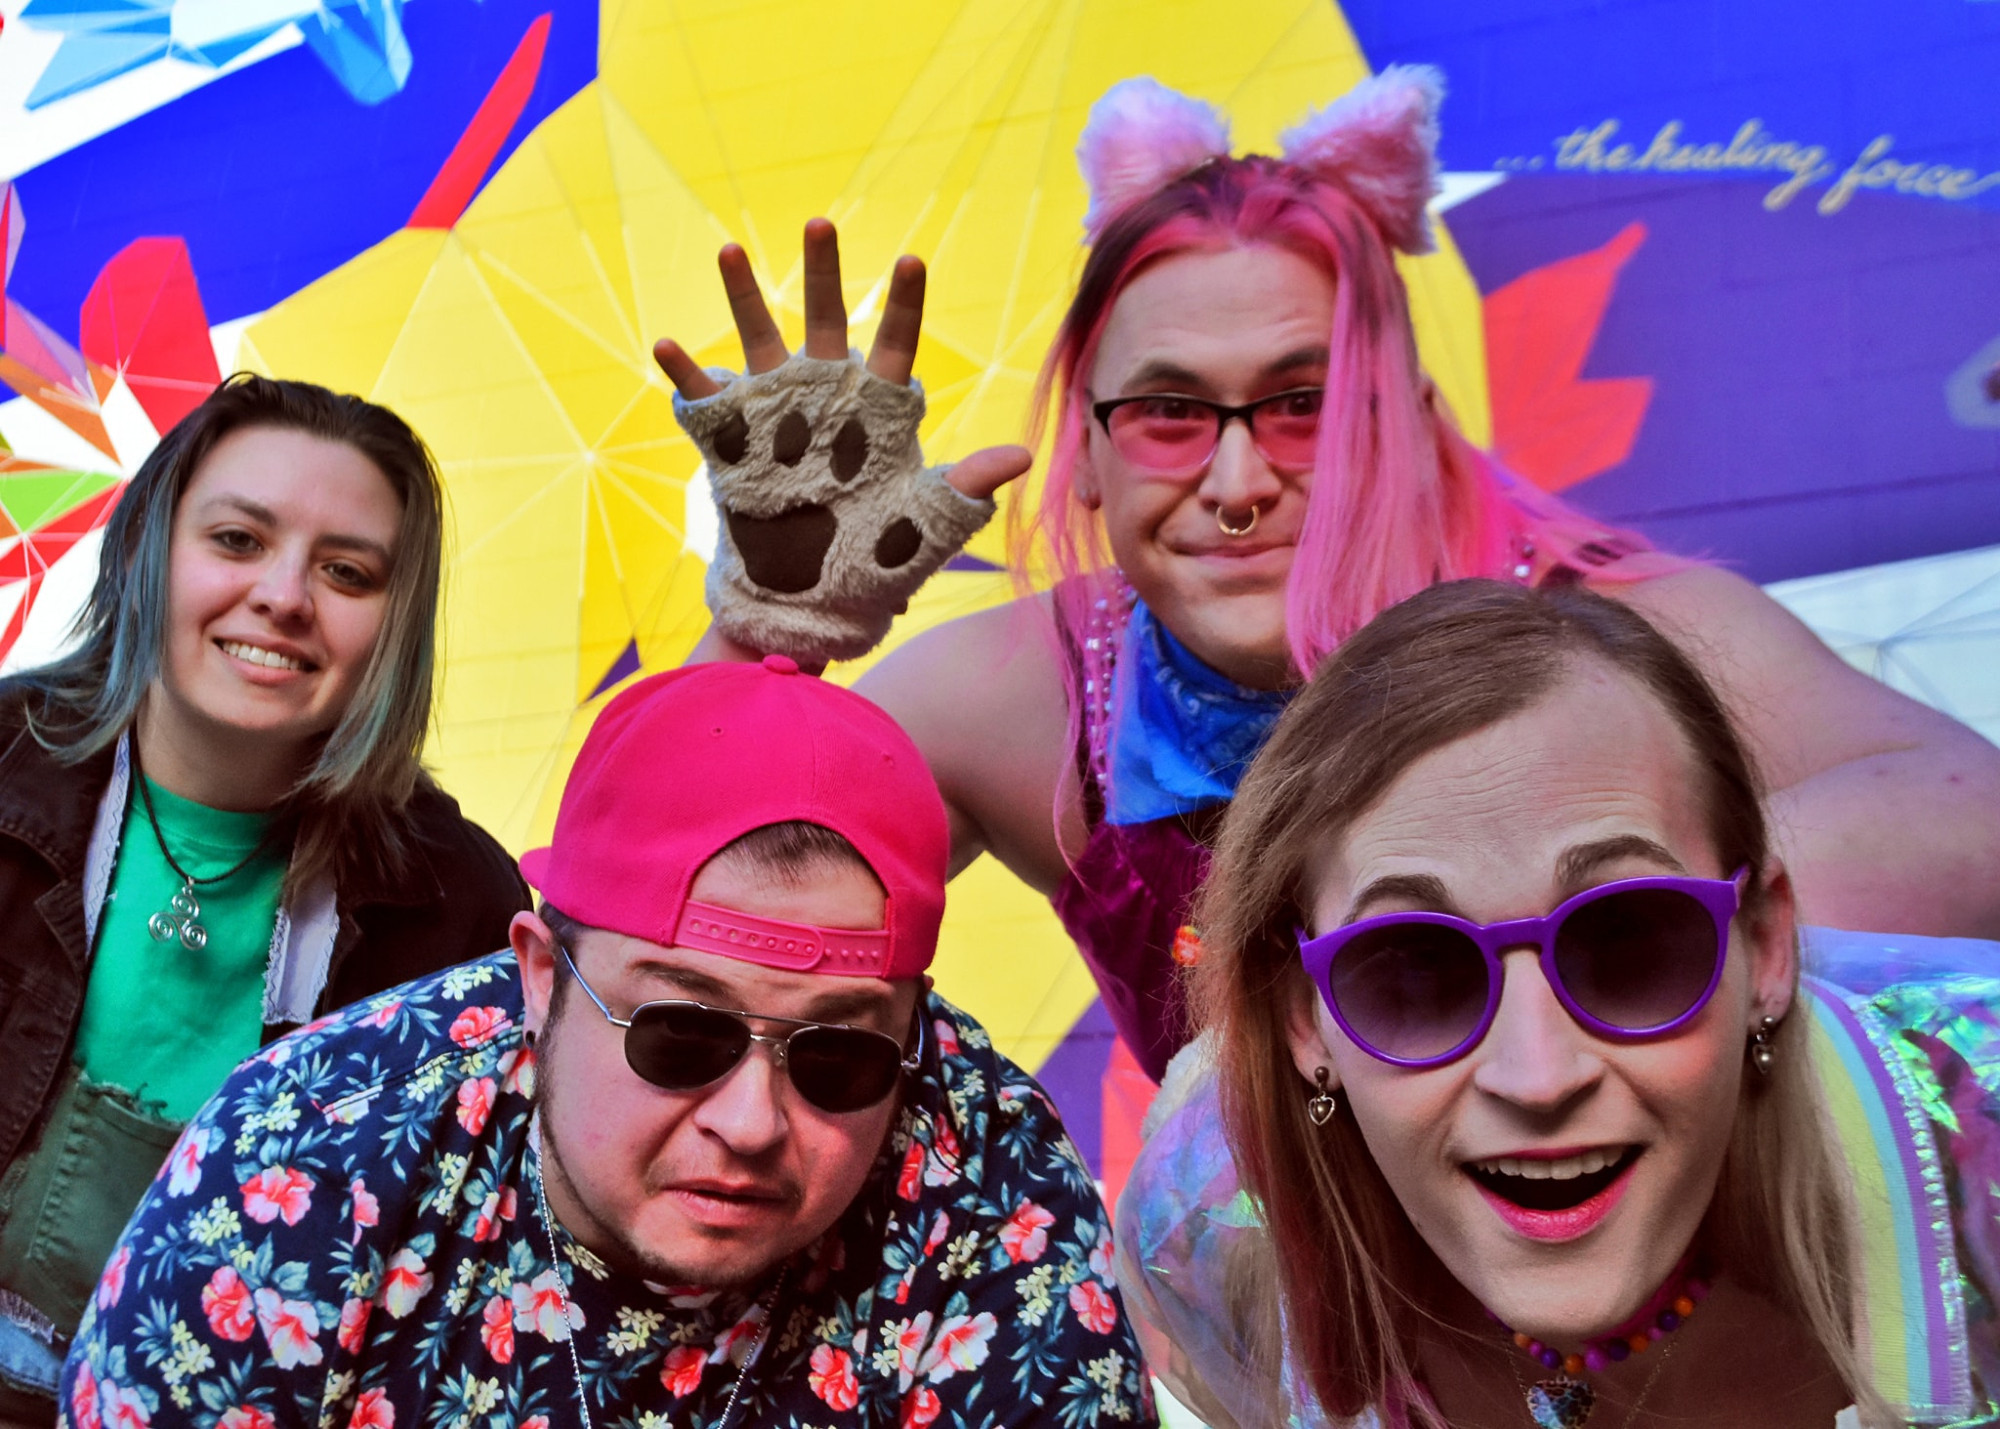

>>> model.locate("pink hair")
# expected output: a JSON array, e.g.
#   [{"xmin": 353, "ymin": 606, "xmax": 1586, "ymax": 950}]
[{"xmin": 1014, "ymin": 148, "xmax": 1681, "ymax": 678}]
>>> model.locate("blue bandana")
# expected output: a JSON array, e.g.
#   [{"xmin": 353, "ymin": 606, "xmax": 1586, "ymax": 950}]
[{"xmin": 1106, "ymin": 600, "xmax": 1293, "ymax": 825}]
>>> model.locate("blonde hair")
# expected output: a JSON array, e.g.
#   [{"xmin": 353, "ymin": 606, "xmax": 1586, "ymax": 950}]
[{"xmin": 1189, "ymin": 579, "xmax": 1889, "ymax": 1427}]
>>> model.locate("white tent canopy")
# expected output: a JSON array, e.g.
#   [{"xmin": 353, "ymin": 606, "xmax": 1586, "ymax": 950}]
[{"xmin": 1768, "ymin": 543, "xmax": 2000, "ymax": 747}]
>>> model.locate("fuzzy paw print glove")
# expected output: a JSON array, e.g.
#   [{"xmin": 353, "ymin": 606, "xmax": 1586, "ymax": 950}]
[{"xmin": 674, "ymin": 352, "xmax": 997, "ymax": 664}]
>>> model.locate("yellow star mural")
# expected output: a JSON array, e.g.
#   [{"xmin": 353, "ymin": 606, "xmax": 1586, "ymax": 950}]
[{"xmin": 238, "ymin": 0, "xmax": 1490, "ymax": 1072}]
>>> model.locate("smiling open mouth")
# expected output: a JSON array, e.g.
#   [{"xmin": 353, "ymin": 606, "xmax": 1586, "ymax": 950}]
[
  {"xmin": 1466, "ymin": 1146, "xmax": 1642, "ymax": 1212},
  {"xmin": 218, "ymin": 639, "xmax": 312, "ymax": 672}
]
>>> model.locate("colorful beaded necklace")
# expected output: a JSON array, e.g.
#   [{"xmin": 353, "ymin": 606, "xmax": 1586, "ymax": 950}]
[{"xmin": 1489, "ymin": 1257, "xmax": 1710, "ymax": 1429}]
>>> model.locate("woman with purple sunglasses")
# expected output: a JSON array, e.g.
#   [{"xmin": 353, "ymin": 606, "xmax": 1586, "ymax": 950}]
[{"xmin": 1118, "ymin": 579, "xmax": 2000, "ymax": 1429}]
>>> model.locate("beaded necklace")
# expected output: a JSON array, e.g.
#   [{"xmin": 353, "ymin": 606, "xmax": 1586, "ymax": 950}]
[
  {"xmin": 1489, "ymin": 1259, "xmax": 1709, "ymax": 1429},
  {"xmin": 1506, "ymin": 1339, "xmax": 1676, "ymax": 1429}
]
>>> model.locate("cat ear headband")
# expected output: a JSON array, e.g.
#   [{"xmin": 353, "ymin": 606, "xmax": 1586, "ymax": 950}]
[{"xmin": 1076, "ymin": 65, "xmax": 1444, "ymax": 254}]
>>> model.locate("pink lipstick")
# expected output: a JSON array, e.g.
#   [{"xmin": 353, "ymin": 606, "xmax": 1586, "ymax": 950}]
[{"xmin": 1472, "ymin": 1153, "xmax": 1638, "ymax": 1242}]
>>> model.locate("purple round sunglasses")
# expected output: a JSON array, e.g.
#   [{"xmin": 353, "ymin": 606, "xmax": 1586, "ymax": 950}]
[{"xmin": 1297, "ymin": 870, "xmax": 1749, "ymax": 1068}]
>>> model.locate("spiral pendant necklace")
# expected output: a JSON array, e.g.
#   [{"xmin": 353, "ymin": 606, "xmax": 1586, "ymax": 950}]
[{"xmin": 131, "ymin": 746, "xmax": 278, "ymax": 952}]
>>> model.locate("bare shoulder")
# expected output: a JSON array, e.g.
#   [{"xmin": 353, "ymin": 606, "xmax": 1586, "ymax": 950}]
[
  {"xmin": 1598, "ymin": 563, "xmax": 1881, "ymax": 725},
  {"xmin": 860, "ymin": 593, "xmax": 1069, "ymax": 755},
  {"xmin": 1597, "ymin": 563, "xmax": 1974, "ymax": 786},
  {"xmin": 859, "ymin": 594, "xmax": 1078, "ymax": 891},
  {"xmin": 1602, "ymin": 564, "xmax": 1834, "ymax": 672}
]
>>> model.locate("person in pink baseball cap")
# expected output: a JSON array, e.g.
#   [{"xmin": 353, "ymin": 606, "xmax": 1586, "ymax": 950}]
[
  {"xmin": 67, "ymin": 654, "xmax": 1156, "ymax": 1429},
  {"xmin": 509, "ymin": 654, "xmax": 954, "ymax": 1294}
]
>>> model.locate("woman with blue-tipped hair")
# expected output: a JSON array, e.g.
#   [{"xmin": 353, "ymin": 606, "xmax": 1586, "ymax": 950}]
[{"xmin": 0, "ymin": 374, "xmax": 526, "ymax": 1426}]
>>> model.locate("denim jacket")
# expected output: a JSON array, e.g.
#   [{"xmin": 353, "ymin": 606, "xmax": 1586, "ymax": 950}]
[{"xmin": 0, "ymin": 686, "xmax": 527, "ymax": 1404}]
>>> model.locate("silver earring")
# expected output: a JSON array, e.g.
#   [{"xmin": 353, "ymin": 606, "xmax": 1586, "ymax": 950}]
[
  {"xmin": 1748, "ymin": 1016, "xmax": 1779, "ymax": 1076},
  {"xmin": 1306, "ymin": 1066, "xmax": 1338, "ymax": 1126}
]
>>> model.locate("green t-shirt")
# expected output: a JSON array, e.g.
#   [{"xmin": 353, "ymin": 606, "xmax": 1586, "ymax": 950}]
[{"xmin": 72, "ymin": 777, "xmax": 287, "ymax": 1119}]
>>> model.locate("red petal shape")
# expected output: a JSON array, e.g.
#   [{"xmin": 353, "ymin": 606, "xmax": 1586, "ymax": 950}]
[
  {"xmin": 1484, "ymin": 221, "xmax": 1654, "ymax": 493},
  {"xmin": 79, "ymin": 238, "xmax": 222, "ymax": 437},
  {"xmin": 34, "ymin": 481, "xmax": 124, "ymax": 538},
  {"xmin": 0, "ymin": 483, "xmax": 125, "ymax": 660},
  {"xmin": 1, "ymin": 183, "xmax": 21, "ymax": 290}
]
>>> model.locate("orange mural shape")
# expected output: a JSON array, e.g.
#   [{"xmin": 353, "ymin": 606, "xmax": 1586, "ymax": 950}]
[{"xmin": 1484, "ymin": 220, "xmax": 1653, "ymax": 493}]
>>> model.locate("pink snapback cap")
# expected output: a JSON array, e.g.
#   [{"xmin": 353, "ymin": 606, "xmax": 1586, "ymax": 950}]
[{"xmin": 519, "ymin": 655, "xmax": 948, "ymax": 979}]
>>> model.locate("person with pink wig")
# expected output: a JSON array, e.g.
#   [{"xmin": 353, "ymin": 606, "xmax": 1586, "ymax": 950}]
[{"xmin": 652, "ymin": 67, "xmax": 2000, "ymax": 1085}]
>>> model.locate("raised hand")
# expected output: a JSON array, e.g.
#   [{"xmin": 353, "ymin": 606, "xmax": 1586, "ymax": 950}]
[
  {"xmin": 658, "ymin": 220, "xmax": 1032, "ymax": 665},
  {"xmin": 653, "ymin": 219, "xmax": 1031, "ymax": 500}
]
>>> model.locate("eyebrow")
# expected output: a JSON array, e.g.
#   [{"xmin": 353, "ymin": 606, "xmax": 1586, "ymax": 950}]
[
  {"xmin": 1341, "ymin": 871, "xmax": 1463, "ymax": 925},
  {"xmin": 628, "ymin": 960, "xmax": 893, "ymax": 1026},
  {"xmin": 199, "ymin": 494, "xmax": 394, "ymax": 564},
  {"xmin": 1336, "ymin": 835, "xmax": 1688, "ymax": 928},
  {"xmin": 320, "ymin": 533, "xmax": 395, "ymax": 563},
  {"xmin": 1120, "ymin": 345, "xmax": 1331, "ymax": 395},
  {"xmin": 1555, "ymin": 835, "xmax": 1688, "ymax": 890},
  {"xmin": 1264, "ymin": 344, "xmax": 1332, "ymax": 376}
]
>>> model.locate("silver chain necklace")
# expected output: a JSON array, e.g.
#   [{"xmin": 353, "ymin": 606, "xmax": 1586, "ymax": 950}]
[
  {"xmin": 530, "ymin": 1135, "xmax": 787, "ymax": 1429},
  {"xmin": 131, "ymin": 744, "xmax": 279, "ymax": 952}
]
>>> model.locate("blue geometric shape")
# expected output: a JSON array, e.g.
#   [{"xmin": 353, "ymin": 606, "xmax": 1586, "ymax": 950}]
[
  {"xmin": 1342, "ymin": 0, "xmax": 2000, "ymax": 210},
  {"xmin": 16, "ymin": 0, "xmax": 429, "ymax": 110},
  {"xmin": 176, "ymin": 28, "xmax": 282, "ymax": 70},
  {"xmin": 586, "ymin": 639, "xmax": 641, "ymax": 702},
  {"xmin": 1033, "ymin": 998, "xmax": 1117, "ymax": 1177},
  {"xmin": 300, "ymin": 0, "xmax": 413, "ymax": 104},
  {"xmin": 1450, "ymin": 173, "xmax": 2000, "ymax": 583},
  {"xmin": 25, "ymin": 26, "xmax": 170, "ymax": 108},
  {"xmin": 18, "ymin": 0, "xmax": 171, "ymax": 34},
  {"xmin": 8, "ymin": 0, "xmax": 597, "ymax": 327}
]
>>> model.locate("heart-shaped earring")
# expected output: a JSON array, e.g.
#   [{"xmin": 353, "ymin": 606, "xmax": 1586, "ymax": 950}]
[{"xmin": 1306, "ymin": 1066, "xmax": 1338, "ymax": 1127}]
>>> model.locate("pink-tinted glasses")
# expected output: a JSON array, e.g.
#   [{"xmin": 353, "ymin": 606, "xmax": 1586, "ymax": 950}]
[
  {"xmin": 1298, "ymin": 871, "xmax": 1748, "ymax": 1068},
  {"xmin": 1091, "ymin": 387, "xmax": 1323, "ymax": 478}
]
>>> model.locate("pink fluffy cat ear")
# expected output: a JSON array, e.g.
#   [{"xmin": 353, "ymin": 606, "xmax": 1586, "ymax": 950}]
[
  {"xmin": 1078, "ymin": 77, "xmax": 1231, "ymax": 239},
  {"xmin": 1279, "ymin": 64, "xmax": 1444, "ymax": 254}
]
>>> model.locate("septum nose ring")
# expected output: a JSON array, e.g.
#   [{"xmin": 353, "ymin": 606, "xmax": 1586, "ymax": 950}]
[{"xmin": 1216, "ymin": 504, "xmax": 1259, "ymax": 537}]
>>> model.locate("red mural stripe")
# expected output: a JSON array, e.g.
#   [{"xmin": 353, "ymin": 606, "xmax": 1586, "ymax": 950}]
[
  {"xmin": 36, "ymin": 483, "xmax": 125, "ymax": 538},
  {"xmin": 0, "ymin": 576, "xmax": 34, "ymax": 667},
  {"xmin": 407, "ymin": 13, "xmax": 553, "ymax": 231}
]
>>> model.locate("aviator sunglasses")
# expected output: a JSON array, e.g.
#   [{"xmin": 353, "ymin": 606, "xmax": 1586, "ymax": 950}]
[
  {"xmin": 1297, "ymin": 871, "xmax": 1749, "ymax": 1068},
  {"xmin": 1091, "ymin": 388, "xmax": 1324, "ymax": 478},
  {"xmin": 557, "ymin": 943, "xmax": 923, "ymax": 1112}
]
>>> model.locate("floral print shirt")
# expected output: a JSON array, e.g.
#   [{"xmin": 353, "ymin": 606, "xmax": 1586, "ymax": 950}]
[{"xmin": 62, "ymin": 953, "xmax": 1153, "ymax": 1429}]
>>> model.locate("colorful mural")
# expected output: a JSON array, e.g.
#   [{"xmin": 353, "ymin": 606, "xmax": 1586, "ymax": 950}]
[{"xmin": 1, "ymin": 0, "xmax": 1994, "ymax": 1187}]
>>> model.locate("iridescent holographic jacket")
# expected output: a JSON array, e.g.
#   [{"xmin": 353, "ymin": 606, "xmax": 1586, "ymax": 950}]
[{"xmin": 1118, "ymin": 937, "xmax": 2000, "ymax": 1428}]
